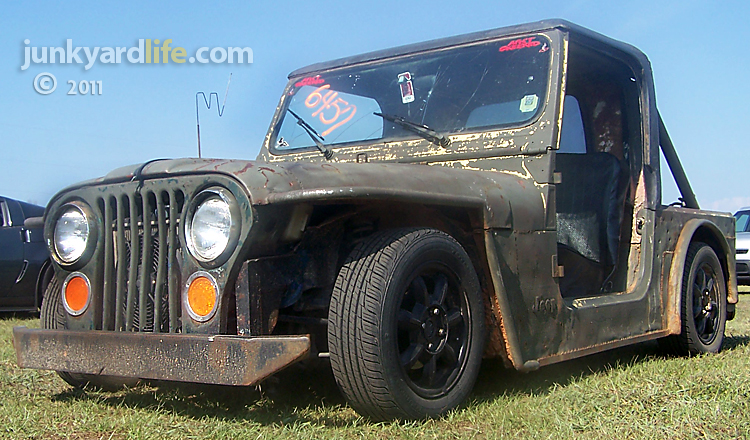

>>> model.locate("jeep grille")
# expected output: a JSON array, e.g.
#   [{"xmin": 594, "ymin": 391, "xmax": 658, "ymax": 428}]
[{"xmin": 98, "ymin": 188, "xmax": 185, "ymax": 333}]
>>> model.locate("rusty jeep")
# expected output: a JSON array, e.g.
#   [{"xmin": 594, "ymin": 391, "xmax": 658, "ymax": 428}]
[{"xmin": 13, "ymin": 19, "xmax": 737, "ymax": 421}]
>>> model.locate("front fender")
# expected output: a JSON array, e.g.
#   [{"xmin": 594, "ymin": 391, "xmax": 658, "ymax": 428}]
[{"xmin": 234, "ymin": 161, "xmax": 546, "ymax": 231}]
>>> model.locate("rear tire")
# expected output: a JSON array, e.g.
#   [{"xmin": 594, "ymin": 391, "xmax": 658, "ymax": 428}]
[
  {"xmin": 661, "ymin": 242, "xmax": 727, "ymax": 354},
  {"xmin": 328, "ymin": 228, "xmax": 485, "ymax": 420},
  {"xmin": 40, "ymin": 275, "xmax": 140, "ymax": 391}
]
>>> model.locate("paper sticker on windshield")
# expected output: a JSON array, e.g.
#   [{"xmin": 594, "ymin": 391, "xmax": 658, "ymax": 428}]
[
  {"xmin": 398, "ymin": 72, "xmax": 415, "ymax": 104},
  {"xmin": 519, "ymin": 94, "xmax": 539, "ymax": 113}
]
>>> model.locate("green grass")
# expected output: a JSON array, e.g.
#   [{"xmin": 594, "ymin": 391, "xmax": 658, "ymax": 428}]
[{"xmin": 3, "ymin": 296, "xmax": 750, "ymax": 439}]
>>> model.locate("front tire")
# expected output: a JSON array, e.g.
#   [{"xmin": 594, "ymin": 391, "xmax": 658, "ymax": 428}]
[
  {"xmin": 40, "ymin": 275, "xmax": 140, "ymax": 391},
  {"xmin": 328, "ymin": 228, "xmax": 485, "ymax": 420}
]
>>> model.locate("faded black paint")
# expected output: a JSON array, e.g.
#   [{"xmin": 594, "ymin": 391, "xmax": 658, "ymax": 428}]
[{"xmin": 13, "ymin": 19, "xmax": 737, "ymax": 386}]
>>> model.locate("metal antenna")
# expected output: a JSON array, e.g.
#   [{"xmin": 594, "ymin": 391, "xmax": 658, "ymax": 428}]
[{"xmin": 195, "ymin": 73, "xmax": 233, "ymax": 158}]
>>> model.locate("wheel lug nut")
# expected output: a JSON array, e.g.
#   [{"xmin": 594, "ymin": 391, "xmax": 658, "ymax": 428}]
[
  {"xmin": 433, "ymin": 308, "xmax": 440, "ymax": 315},
  {"xmin": 438, "ymin": 329, "xmax": 445, "ymax": 335}
]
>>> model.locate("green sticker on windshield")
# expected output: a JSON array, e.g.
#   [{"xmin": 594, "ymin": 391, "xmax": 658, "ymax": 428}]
[{"xmin": 520, "ymin": 94, "xmax": 539, "ymax": 113}]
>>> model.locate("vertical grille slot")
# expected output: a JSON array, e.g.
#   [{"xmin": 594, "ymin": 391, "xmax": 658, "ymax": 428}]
[
  {"xmin": 138, "ymin": 193, "xmax": 153, "ymax": 332},
  {"xmin": 168, "ymin": 190, "xmax": 181, "ymax": 333},
  {"xmin": 153, "ymin": 192, "xmax": 167, "ymax": 332},
  {"xmin": 114, "ymin": 195, "xmax": 128, "ymax": 331},
  {"xmin": 101, "ymin": 196, "xmax": 115, "ymax": 330},
  {"xmin": 125, "ymin": 194, "xmax": 141, "ymax": 331},
  {"xmin": 98, "ymin": 187, "xmax": 184, "ymax": 333}
]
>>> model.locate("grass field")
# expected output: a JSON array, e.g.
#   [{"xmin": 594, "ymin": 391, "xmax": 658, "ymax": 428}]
[{"xmin": 2, "ymin": 295, "xmax": 750, "ymax": 439}]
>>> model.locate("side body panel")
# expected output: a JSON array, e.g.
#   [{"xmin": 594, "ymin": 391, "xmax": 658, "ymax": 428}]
[
  {"xmin": 0, "ymin": 198, "xmax": 47, "ymax": 309},
  {"xmin": 0, "ymin": 197, "xmax": 24, "ymax": 301},
  {"xmin": 467, "ymin": 27, "xmax": 669, "ymax": 369},
  {"xmin": 16, "ymin": 201, "xmax": 48, "ymax": 308}
]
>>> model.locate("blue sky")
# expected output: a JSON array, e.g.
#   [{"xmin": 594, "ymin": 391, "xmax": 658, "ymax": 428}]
[{"xmin": 1, "ymin": 1, "xmax": 748, "ymax": 212}]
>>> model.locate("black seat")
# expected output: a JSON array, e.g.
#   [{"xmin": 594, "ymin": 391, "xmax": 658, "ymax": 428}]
[
  {"xmin": 555, "ymin": 152, "xmax": 627, "ymax": 298},
  {"xmin": 556, "ymin": 152, "xmax": 622, "ymax": 266}
]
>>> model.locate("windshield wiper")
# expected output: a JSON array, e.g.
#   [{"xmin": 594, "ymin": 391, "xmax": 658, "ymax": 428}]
[
  {"xmin": 373, "ymin": 112, "xmax": 450, "ymax": 148},
  {"xmin": 287, "ymin": 109, "xmax": 334, "ymax": 160}
]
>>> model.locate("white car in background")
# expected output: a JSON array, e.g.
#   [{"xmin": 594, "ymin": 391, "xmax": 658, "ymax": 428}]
[{"xmin": 735, "ymin": 208, "xmax": 750, "ymax": 285}]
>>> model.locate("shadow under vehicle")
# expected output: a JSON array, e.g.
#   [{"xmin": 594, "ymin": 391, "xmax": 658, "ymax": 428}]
[
  {"xmin": 13, "ymin": 19, "xmax": 737, "ymax": 421},
  {"xmin": 0, "ymin": 196, "xmax": 52, "ymax": 311}
]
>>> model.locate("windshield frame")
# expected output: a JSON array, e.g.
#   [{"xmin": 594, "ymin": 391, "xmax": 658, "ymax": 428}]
[{"xmin": 266, "ymin": 31, "xmax": 558, "ymax": 158}]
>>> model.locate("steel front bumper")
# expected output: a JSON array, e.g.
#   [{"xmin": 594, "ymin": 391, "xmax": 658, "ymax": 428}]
[{"xmin": 13, "ymin": 327, "xmax": 310, "ymax": 386}]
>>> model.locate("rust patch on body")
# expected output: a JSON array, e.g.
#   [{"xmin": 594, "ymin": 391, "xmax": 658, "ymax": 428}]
[{"xmin": 485, "ymin": 288, "xmax": 513, "ymax": 367}]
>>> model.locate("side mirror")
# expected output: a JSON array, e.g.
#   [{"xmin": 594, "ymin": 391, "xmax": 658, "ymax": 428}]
[
  {"xmin": 23, "ymin": 216, "xmax": 44, "ymax": 229},
  {"xmin": 22, "ymin": 216, "xmax": 45, "ymax": 243}
]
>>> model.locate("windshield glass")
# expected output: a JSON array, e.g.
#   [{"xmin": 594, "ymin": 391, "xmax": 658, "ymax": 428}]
[
  {"xmin": 736, "ymin": 211, "xmax": 750, "ymax": 233},
  {"xmin": 271, "ymin": 34, "xmax": 552, "ymax": 152}
]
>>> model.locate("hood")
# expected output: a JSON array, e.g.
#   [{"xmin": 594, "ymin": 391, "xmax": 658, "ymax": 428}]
[{"xmin": 53, "ymin": 157, "xmax": 549, "ymax": 230}]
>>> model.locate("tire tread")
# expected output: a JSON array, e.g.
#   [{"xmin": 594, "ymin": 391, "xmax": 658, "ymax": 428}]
[{"xmin": 329, "ymin": 228, "xmax": 479, "ymax": 420}]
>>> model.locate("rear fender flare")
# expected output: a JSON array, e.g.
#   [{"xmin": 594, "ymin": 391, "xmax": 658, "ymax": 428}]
[{"xmin": 666, "ymin": 219, "xmax": 736, "ymax": 334}]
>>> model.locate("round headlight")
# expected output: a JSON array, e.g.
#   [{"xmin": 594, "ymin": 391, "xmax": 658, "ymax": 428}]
[
  {"xmin": 54, "ymin": 205, "xmax": 90, "ymax": 264},
  {"xmin": 187, "ymin": 193, "xmax": 233, "ymax": 262}
]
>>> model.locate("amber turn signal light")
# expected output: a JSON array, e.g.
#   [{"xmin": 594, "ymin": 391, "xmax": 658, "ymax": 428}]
[
  {"xmin": 186, "ymin": 273, "xmax": 218, "ymax": 321},
  {"xmin": 63, "ymin": 273, "xmax": 90, "ymax": 316}
]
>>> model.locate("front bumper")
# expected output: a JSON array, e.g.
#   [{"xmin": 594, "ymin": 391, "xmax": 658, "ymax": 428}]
[{"xmin": 13, "ymin": 327, "xmax": 310, "ymax": 386}]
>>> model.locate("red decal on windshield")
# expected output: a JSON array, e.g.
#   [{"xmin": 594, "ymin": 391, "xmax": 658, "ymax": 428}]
[
  {"xmin": 295, "ymin": 75, "xmax": 325, "ymax": 87},
  {"xmin": 499, "ymin": 37, "xmax": 541, "ymax": 52}
]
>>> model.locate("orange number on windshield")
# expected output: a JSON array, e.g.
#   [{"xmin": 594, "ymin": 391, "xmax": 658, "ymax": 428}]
[{"xmin": 304, "ymin": 84, "xmax": 357, "ymax": 137}]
